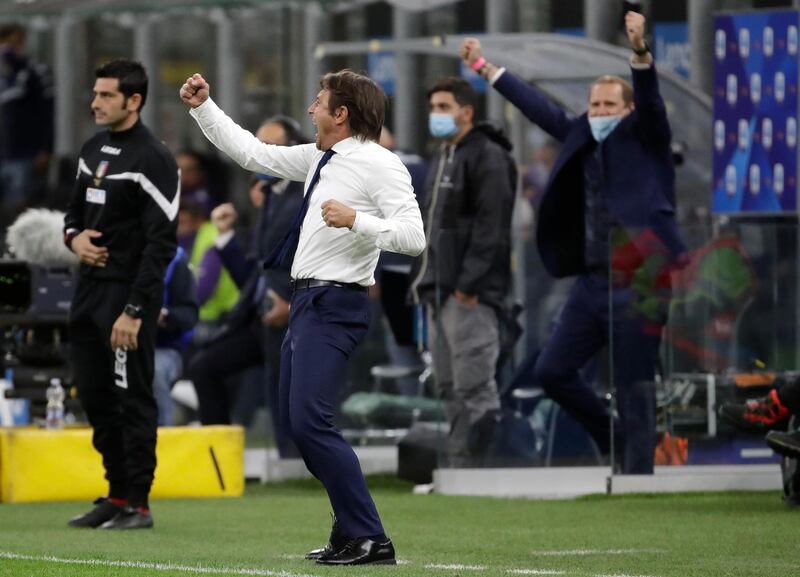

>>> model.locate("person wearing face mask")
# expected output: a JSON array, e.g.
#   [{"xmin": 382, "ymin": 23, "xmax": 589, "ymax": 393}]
[
  {"xmin": 409, "ymin": 76, "xmax": 517, "ymax": 468},
  {"xmin": 460, "ymin": 12, "xmax": 685, "ymax": 474}
]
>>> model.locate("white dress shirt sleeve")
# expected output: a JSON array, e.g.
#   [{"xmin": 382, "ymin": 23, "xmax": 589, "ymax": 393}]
[
  {"xmin": 350, "ymin": 151, "xmax": 426, "ymax": 257},
  {"xmin": 189, "ymin": 98, "xmax": 314, "ymax": 182}
]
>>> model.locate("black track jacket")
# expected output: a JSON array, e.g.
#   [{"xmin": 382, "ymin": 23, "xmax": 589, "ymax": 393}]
[{"xmin": 64, "ymin": 120, "xmax": 180, "ymax": 311}]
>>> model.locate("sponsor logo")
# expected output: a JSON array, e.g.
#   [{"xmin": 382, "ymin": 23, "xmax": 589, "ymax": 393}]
[
  {"xmin": 715, "ymin": 29, "xmax": 726, "ymax": 60},
  {"xmin": 114, "ymin": 348, "xmax": 128, "ymax": 389},
  {"xmin": 100, "ymin": 145, "xmax": 122, "ymax": 156}
]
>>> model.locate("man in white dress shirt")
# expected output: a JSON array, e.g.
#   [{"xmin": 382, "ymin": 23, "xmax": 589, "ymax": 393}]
[{"xmin": 180, "ymin": 69, "xmax": 424, "ymax": 565}]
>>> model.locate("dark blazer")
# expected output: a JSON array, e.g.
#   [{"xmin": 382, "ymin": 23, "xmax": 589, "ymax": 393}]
[
  {"xmin": 215, "ymin": 179, "xmax": 304, "ymax": 335},
  {"xmin": 493, "ymin": 65, "xmax": 686, "ymax": 278}
]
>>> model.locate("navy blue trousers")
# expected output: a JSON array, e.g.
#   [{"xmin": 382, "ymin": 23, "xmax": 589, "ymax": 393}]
[
  {"xmin": 279, "ymin": 286, "xmax": 386, "ymax": 539},
  {"xmin": 534, "ymin": 274, "xmax": 664, "ymax": 474}
]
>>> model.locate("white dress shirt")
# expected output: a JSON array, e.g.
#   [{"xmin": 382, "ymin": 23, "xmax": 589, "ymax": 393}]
[{"xmin": 190, "ymin": 98, "xmax": 425, "ymax": 286}]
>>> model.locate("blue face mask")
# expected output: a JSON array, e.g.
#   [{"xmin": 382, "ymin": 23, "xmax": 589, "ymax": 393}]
[
  {"xmin": 429, "ymin": 113, "xmax": 459, "ymax": 139},
  {"xmin": 589, "ymin": 115, "xmax": 623, "ymax": 143}
]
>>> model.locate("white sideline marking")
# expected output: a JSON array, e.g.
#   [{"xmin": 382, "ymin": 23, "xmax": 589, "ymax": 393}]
[
  {"xmin": 531, "ymin": 549, "xmax": 666, "ymax": 557},
  {"xmin": 507, "ymin": 570, "xmax": 566, "ymax": 575},
  {"xmin": 425, "ymin": 564, "xmax": 487, "ymax": 570},
  {"xmin": 595, "ymin": 574, "xmax": 659, "ymax": 577},
  {"xmin": 0, "ymin": 551, "xmax": 319, "ymax": 577}
]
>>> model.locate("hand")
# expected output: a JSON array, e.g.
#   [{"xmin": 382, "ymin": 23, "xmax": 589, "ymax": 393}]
[
  {"xmin": 454, "ymin": 289, "xmax": 478, "ymax": 309},
  {"xmin": 158, "ymin": 307, "xmax": 169, "ymax": 328},
  {"xmin": 625, "ymin": 11, "xmax": 647, "ymax": 52},
  {"xmin": 262, "ymin": 290, "xmax": 290, "ymax": 328},
  {"xmin": 179, "ymin": 73, "xmax": 210, "ymax": 108},
  {"xmin": 71, "ymin": 229, "xmax": 109, "ymax": 268},
  {"xmin": 111, "ymin": 312, "xmax": 142, "ymax": 351},
  {"xmin": 460, "ymin": 37, "xmax": 483, "ymax": 68},
  {"xmin": 211, "ymin": 202, "xmax": 237, "ymax": 234},
  {"xmin": 321, "ymin": 199, "xmax": 356, "ymax": 229}
]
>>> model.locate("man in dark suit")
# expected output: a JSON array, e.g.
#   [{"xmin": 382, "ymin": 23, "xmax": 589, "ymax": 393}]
[
  {"xmin": 461, "ymin": 11, "xmax": 686, "ymax": 474},
  {"xmin": 187, "ymin": 116, "xmax": 305, "ymax": 457}
]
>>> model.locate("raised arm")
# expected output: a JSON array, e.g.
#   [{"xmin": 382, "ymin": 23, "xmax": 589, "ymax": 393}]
[
  {"xmin": 460, "ymin": 38, "xmax": 575, "ymax": 142},
  {"xmin": 180, "ymin": 73, "xmax": 315, "ymax": 182},
  {"xmin": 625, "ymin": 12, "xmax": 671, "ymax": 149}
]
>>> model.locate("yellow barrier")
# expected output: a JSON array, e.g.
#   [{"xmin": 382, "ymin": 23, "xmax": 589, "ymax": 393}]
[{"xmin": 0, "ymin": 425, "xmax": 244, "ymax": 503}]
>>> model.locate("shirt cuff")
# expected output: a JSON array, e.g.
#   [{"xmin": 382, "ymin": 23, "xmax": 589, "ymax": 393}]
[
  {"xmin": 214, "ymin": 230, "xmax": 234, "ymax": 249},
  {"xmin": 189, "ymin": 97, "xmax": 222, "ymax": 122},
  {"xmin": 351, "ymin": 211, "xmax": 385, "ymax": 238},
  {"xmin": 489, "ymin": 67, "xmax": 506, "ymax": 85},
  {"xmin": 629, "ymin": 58, "xmax": 652, "ymax": 70}
]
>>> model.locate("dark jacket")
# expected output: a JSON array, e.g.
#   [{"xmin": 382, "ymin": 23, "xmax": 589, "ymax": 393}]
[
  {"xmin": 157, "ymin": 247, "xmax": 199, "ymax": 350},
  {"xmin": 492, "ymin": 65, "xmax": 685, "ymax": 278},
  {"xmin": 64, "ymin": 120, "xmax": 180, "ymax": 311},
  {"xmin": 410, "ymin": 123, "xmax": 517, "ymax": 308},
  {"xmin": 0, "ymin": 51, "xmax": 53, "ymax": 160},
  {"xmin": 214, "ymin": 179, "xmax": 304, "ymax": 336}
]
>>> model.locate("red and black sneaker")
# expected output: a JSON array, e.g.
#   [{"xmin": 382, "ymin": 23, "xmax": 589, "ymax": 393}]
[
  {"xmin": 719, "ymin": 389, "xmax": 791, "ymax": 432},
  {"xmin": 68, "ymin": 497, "xmax": 126, "ymax": 528}
]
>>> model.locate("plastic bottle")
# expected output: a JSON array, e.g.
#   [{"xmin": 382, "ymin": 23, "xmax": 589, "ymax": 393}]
[{"xmin": 45, "ymin": 378, "xmax": 65, "ymax": 430}]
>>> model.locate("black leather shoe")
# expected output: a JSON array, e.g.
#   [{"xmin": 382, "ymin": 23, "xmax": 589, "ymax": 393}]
[
  {"xmin": 315, "ymin": 538, "xmax": 396, "ymax": 566},
  {"xmin": 99, "ymin": 506, "xmax": 154, "ymax": 530},
  {"xmin": 68, "ymin": 497, "xmax": 124, "ymax": 528},
  {"xmin": 305, "ymin": 515, "xmax": 347, "ymax": 560},
  {"xmin": 767, "ymin": 429, "xmax": 800, "ymax": 459}
]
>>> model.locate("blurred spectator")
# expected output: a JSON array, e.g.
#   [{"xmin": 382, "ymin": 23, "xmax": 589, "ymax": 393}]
[
  {"xmin": 410, "ymin": 77, "xmax": 517, "ymax": 467},
  {"xmin": 521, "ymin": 140, "xmax": 559, "ymax": 208},
  {"xmin": 177, "ymin": 198, "xmax": 239, "ymax": 332},
  {"xmin": 376, "ymin": 127, "xmax": 428, "ymax": 396},
  {"xmin": 187, "ymin": 115, "xmax": 305, "ymax": 456},
  {"xmin": 0, "ymin": 23, "xmax": 53, "ymax": 223},
  {"xmin": 154, "ymin": 246, "xmax": 198, "ymax": 426},
  {"xmin": 175, "ymin": 150, "xmax": 228, "ymax": 216},
  {"xmin": 378, "ymin": 127, "xmax": 427, "ymax": 203}
]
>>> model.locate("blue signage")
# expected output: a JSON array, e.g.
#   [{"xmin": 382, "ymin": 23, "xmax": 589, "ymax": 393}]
[
  {"xmin": 368, "ymin": 50, "xmax": 396, "ymax": 97},
  {"xmin": 713, "ymin": 11, "xmax": 799, "ymax": 213},
  {"xmin": 653, "ymin": 22, "xmax": 690, "ymax": 79}
]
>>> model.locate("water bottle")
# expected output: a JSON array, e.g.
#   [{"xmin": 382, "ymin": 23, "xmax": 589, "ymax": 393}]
[{"xmin": 45, "ymin": 378, "xmax": 65, "ymax": 430}]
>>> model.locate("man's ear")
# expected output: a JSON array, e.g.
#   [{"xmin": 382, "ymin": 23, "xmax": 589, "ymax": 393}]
[
  {"xmin": 126, "ymin": 93, "xmax": 143, "ymax": 113},
  {"xmin": 462, "ymin": 104, "xmax": 475, "ymax": 124},
  {"xmin": 334, "ymin": 105, "xmax": 349, "ymax": 126}
]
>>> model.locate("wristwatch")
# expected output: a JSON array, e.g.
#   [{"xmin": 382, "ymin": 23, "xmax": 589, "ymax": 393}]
[
  {"xmin": 63, "ymin": 228, "xmax": 80, "ymax": 250},
  {"xmin": 123, "ymin": 304, "xmax": 144, "ymax": 319},
  {"xmin": 632, "ymin": 41, "xmax": 650, "ymax": 56}
]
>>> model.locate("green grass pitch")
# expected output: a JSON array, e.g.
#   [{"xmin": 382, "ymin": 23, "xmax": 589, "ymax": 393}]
[{"xmin": 0, "ymin": 475, "xmax": 797, "ymax": 577}]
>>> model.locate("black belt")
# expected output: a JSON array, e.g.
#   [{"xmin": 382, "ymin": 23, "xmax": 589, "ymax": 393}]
[{"xmin": 290, "ymin": 278, "xmax": 368, "ymax": 293}]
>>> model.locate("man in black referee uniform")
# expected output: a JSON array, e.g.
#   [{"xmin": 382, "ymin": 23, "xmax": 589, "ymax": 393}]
[{"xmin": 64, "ymin": 59, "xmax": 179, "ymax": 529}]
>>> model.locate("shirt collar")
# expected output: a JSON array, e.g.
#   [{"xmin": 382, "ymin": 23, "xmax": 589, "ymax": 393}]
[{"xmin": 330, "ymin": 136, "xmax": 367, "ymax": 157}]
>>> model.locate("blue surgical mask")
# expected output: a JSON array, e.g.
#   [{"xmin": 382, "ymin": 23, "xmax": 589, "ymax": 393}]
[
  {"xmin": 429, "ymin": 113, "xmax": 459, "ymax": 139},
  {"xmin": 589, "ymin": 115, "xmax": 623, "ymax": 143}
]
